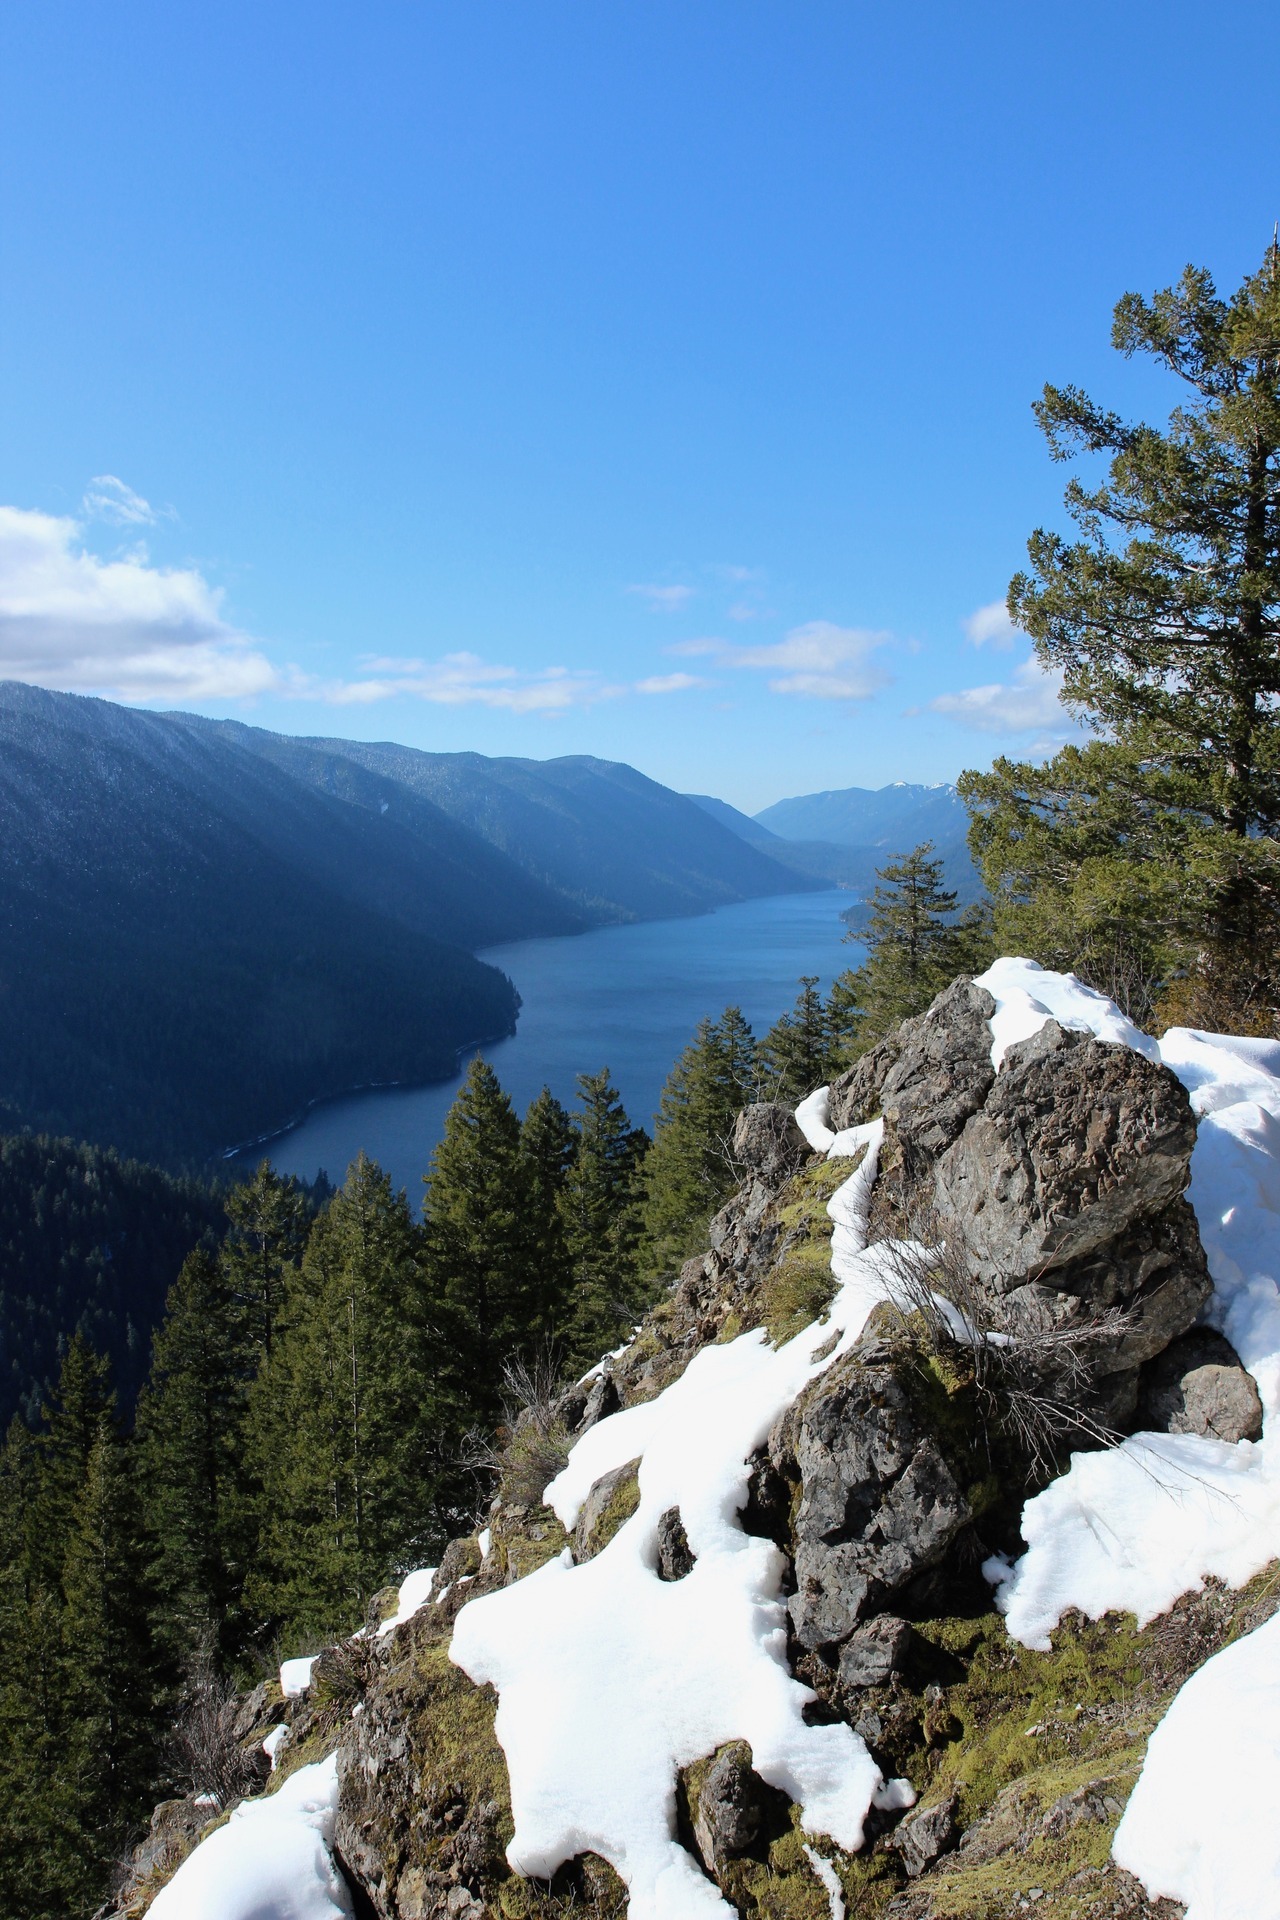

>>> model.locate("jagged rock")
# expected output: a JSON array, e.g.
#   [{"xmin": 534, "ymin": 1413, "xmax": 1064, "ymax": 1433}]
[
  {"xmin": 934, "ymin": 1022, "xmax": 1198, "ymax": 1283},
  {"xmin": 837, "ymin": 1614, "xmax": 912, "ymax": 1689},
  {"xmin": 732, "ymin": 1101, "xmax": 811, "ymax": 1181},
  {"xmin": 111, "ymin": 1796, "xmax": 216, "ymax": 1907},
  {"xmin": 890, "ymin": 1791, "xmax": 959, "ymax": 1876},
  {"xmin": 880, "ymin": 980, "xmax": 998, "ymax": 1167},
  {"xmin": 656, "ymin": 1506, "xmax": 695, "ymax": 1580},
  {"xmin": 430, "ymin": 1533, "xmax": 482, "ymax": 1602},
  {"xmin": 1138, "ymin": 1327, "xmax": 1263, "ymax": 1443},
  {"xmin": 573, "ymin": 1459, "xmax": 640, "ymax": 1561},
  {"xmin": 692, "ymin": 1741, "xmax": 766, "ymax": 1869},
  {"xmin": 229, "ymin": 1677, "xmax": 273, "ymax": 1742},
  {"xmin": 770, "ymin": 1345, "xmax": 971, "ymax": 1652},
  {"xmin": 828, "ymin": 1030, "xmax": 904, "ymax": 1131}
]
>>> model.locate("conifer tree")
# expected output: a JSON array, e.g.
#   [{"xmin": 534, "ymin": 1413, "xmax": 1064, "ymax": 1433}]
[
  {"xmin": 519, "ymin": 1086, "xmax": 577, "ymax": 1344},
  {"xmin": 222, "ymin": 1160, "xmax": 310, "ymax": 1365},
  {"xmin": 135, "ymin": 1248, "xmax": 256, "ymax": 1664},
  {"xmin": 29, "ymin": 1335, "xmax": 115, "ymax": 1591},
  {"xmin": 559, "ymin": 1069, "xmax": 649, "ymax": 1367},
  {"xmin": 961, "ymin": 244, "xmax": 1280, "ymax": 1028},
  {"xmin": 248, "ymin": 1154, "xmax": 430, "ymax": 1644},
  {"xmin": 60, "ymin": 1420, "xmax": 166, "ymax": 1875},
  {"xmin": 833, "ymin": 844, "xmax": 990, "ymax": 1055},
  {"xmin": 641, "ymin": 1009, "xmax": 758, "ymax": 1277},
  {"xmin": 760, "ymin": 977, "xmax": 832, "ymax": 1104},
  {"xmin": 422, "ymin": 1060, "xmax": 541, "ymax": 1435}
]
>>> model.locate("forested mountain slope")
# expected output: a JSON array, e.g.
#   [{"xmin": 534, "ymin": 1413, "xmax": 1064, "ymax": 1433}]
[
  {"xmin": 229, "ymin": 728, "xmax": 817, "ymax": 922},
  {"xmin": 755, "ymin": 781, "xmax": 981, "ymax": 898},
  {"xmin": 0, "ymin": 686, "xmax": 808, "ymax": 1164}
]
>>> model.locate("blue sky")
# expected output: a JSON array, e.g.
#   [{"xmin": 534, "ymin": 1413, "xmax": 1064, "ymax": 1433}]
[{"xmin": 1, "ymin": 2, "xmax": 1277, "ymax": 811}]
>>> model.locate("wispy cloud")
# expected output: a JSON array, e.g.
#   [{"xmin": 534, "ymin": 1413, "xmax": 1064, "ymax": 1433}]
[
  {"xmin": 324, "ymin": 653, "xmax": 627, "ymax": 714},
  {"xmin": 626, "ymin": 582, "xmax": 695, "ymax": 613},
  {"xmin": 673, "ymin": 620, "xmax": 891, "ymax": 701},
  {"xmin": 0, "ymin": 504, "xmax": 281, "ymax": 701},
  {"xmin": 634, "ymin": 671, "xmax": 705, "ymax": 695},
  {"xmin": 82, "ymin": 475, "xmax": 166, "ymax": 529},
  {"xmin": 929, "ymin": 656, "xmax": 1073, "ymax": 734},
  {"xmin": 963, "ymin": 598, "xmax": 1018, "ymax": 649}
]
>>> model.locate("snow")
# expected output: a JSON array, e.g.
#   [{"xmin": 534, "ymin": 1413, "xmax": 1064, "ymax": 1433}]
[
  {"xmin": 477, "ymin": 1527, "xmax": 492, "ymax": 1559},
  {"xmin": 280, "ymin": 1654, "xmax": 318, "ymax": 1697},
  {"xmin": 450, "ymin": 1115, "xmax": 916, "ymax": 1920},
  {"xmin": 1111, "ymin": 1608, "xmax": 1280, "ymax": 1919},
  {"xmin": 376, "ymin": 1566, "xmax": 437, "ymax": 1637},
  {"xmin": 973, "ymin": 959, "xmax": 1280, "ymax": 1649},
  {"xmin": 262, "ymin": 1723, "xmax": 288, "ymax": 1769},
  {"xmin": 147, "ymin": 1754, "xmax": 353, "ymax": 1920},
  {"xmin": 802, "ymin": 1845, "xmax": 846, "ymax": 1920},
  {"xmin": 794, "ymin": 1084, "xmax": 835, "ymax": 1151}
]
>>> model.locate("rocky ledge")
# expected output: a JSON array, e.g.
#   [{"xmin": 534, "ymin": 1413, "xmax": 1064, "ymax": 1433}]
[{"xmin": 112, "ymin": 977, "xmax": 1270, "ymax": 1920}]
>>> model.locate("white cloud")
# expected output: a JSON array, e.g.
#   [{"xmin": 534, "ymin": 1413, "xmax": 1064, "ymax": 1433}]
[
  {"xmin": 324, "ymin": 652, "xmax": 627, "ymax": 714},
  {"xmin": 963, "ymin": 598, "xmax": 1018, "ymax": 649},
  {"xmin": 634, "ymin": 672, "xmax": 704, "ymax": 695},
  {"xmin": 0, "ymin": 504, "xmax": 282, "ymax": 702},
  {"xmin": 82, "ymin": 475, "xmax": 163, "ymax": 528},
  {"xmin": 673, "ymin": 620, "xmax": 891, "ymax": 701},
  {"xmin": 627, "ymin": 583, "xmax": 695, "ymax": 613},
  {"xmin": 929, "ymin": 655, "xmax": 1073, "ymax": 734}
]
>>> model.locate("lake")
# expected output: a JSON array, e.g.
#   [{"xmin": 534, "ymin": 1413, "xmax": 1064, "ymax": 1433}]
[{"xmin": 261, "ymin": 889, "xmax": 860, "ymax": 1202}]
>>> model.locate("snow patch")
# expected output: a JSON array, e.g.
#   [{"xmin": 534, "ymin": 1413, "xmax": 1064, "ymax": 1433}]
[
  {"xmin": 262, "ymin": 1723, "xmax": 288, "ymax": 1769},
  {"xmin": 376, "ymin": 1566, "xmax": 438, "ymax": 1637},
  {"xmin": 802, "ymin": 1844, "xmax": 846, "ymax": 1920},
  {"xmin": 1111, "ymin": 1608, "xmax": 1280, "ymax": 1919},
  {"xmin": 280, "ymin": 1654, "xmax": 318, "ymax": 1697},
  {"xmin": 449, "ymin": 1117, "xmax": 917, "ymax": 1920},
  {"xmin": 794, "ymin": 1084, "xmax": 835, "ymax": 1151},
  {"xmin": 147, "ymin": 1754, "xmax": 352, "ymax": 1919}
]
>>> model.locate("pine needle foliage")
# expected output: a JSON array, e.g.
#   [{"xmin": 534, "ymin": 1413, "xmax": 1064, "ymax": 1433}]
[{"xmin": 961, "ymin": 243, "xmax": 1280, "ymax": 1030}]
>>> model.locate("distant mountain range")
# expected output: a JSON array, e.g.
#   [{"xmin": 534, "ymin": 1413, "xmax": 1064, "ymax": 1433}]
[
  {"xmin": 686, "ymin": 781, "xmax": 980, "ymax": 899},
  {"xmin": 0, "ymin": 684, "xmax": 812, "ymax": 1165}
]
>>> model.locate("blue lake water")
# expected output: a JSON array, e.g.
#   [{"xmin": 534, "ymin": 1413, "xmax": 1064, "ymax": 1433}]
[{"xmin": 262, "ymin": 889, "xmax": 860, "ymax": 1203}]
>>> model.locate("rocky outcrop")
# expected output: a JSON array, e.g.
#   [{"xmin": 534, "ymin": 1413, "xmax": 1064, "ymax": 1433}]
[
  {"xmin": 116, "ymin": 975, "xmax": 1269, "ymax": 1920},
  {"xmin": 770, "ymin": 1342, "xmax": 972, "ymax": 1654}
]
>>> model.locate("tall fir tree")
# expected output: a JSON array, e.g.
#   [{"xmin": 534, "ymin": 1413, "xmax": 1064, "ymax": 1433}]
[
  {"xmin": 961, "ymin": 244, "xmax": 1280, "ymax": 1030},
  {"xmin": 222, "ymin": 1159, "xmax": 310, "ymax": 1365},
  {"xmin": 641, "ymin": 1008, "xmax": 758, "ymax": 1277},
  {"xmin": 760, "ymin": 977, "xmax": 832, "ymax": 1104},
  {"xmin": 247, "ymin": 1154, "xmax": 431, "ymax": 1646},
  {"xmin": 518, "ymin": 1086, "xmax": 577, "ymax": 1346},
  {"xmin": 421, "ymin": 1060, "xmax": 541, "ymax": 1441},
  {"xmin": 135, "ymin": 1248, "xmax": 257, "ymax": 1666},
  {"xmin": 834, "ymin": 844, "xmax": 991, "ymax": 1055},
  {"xmin": 559, "ymin": 1069, "xmax": 649, "ymax": 1368}
]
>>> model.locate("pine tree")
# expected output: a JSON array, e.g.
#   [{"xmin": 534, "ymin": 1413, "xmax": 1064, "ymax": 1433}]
[
  {"xmin": 519, "ymin": 1087, "xmax": 577, "ymax": 1345},
  {"xmin": 247, "ymin": 1154, "xmax": 430, "ymax": 1645},
  {"xmin": 29, "ymin": 1335, "xmax": 115, "ymax": 1592},
  {"xmin": 135, "ymin": 1248, "xmax": 257, "ymax": 1665},
  {"xmin": 60, "ymin": 1419, "xmax": 166, "ymax": 1879},
  {"xmin": 222, "ymin": 1160, "xmax": 310, "ymax": 1365},
  {"xmin": 961, "ymin": 244, "xmax": 1280, "ymax": 1030},
  {"xmin": 833, "ymin": 844, "xmax": 990, "ymax": 1055},
  {"xmin": 641, "ymin": 1008, "xmax": 758, "ymax": 1277},
  {"xmin": 559, "ymin": 1069, "xmax": 649, "ymax": 1367},
  {"xmin": 760, "ymin": 977, "xmax": 831, "ymax": 1104},
  {"xmin": 422, "ymin": 1059, "xmax": 541, "ymax": 1435}
]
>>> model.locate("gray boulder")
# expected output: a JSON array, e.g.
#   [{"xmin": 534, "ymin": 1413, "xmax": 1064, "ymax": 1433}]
[
  {"xmin": 656, "ymin": 1506, "xmax": 695, "ymax": 1581},
  {"xmin": 1138, "ymin": 1328, "xmax": 1263, "ymax": 1443},
  {"xmin": 837, "ymin": 1614, "xmax": 912, "ymax": 1689},
  {"xmin": 890, "ymin": 1791, "xmax": 960, "ymax": 1877},
  {"xmin": 732, "ymin": 1102, "xmax": 811, "ymax": 1181},
  {"xmin": 692, "ymin": 1742, "xmax": 766, "ymax": 1869},
  {"xmin": 770, "ymin": 1346, "xmax": 971, "ymax": 1653},
  {"xmin": 934, "ymin": 1022, "xmax": 1197, "ymax": 1283},
  {"xmin": 879, "ymin": 979, "xmax": 998, "ymax": 1168}
]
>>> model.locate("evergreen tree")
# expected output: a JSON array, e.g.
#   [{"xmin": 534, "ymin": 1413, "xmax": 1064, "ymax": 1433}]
[
  {"xmin": 519, "ymin": 1087, "xmax": 577, "ymax": 1344},
  {"xmin": 559, "ymin": 1069, "xmax": 649, "ymax": 1367},
  {"xmin": 833, "ymin": 844, "xmax": 991, "ymax": 1056},
  {"xmin": 422, "ymin": 1060, "xmax": 541, "ymax": 1435},
  {"xmin": 29, "ymin": 1335, "xmax": 114, "ymax": 1592},
  {"xmin": 135, "ymin": 1248, "xmax": 257, "ymax": 1665},
  {"xmin": 248, "ymin": 1154, "xmax": 430, "ymax": 1645},
  {"xmin": 961, "ymin": 244, "xmax": 1280, "ymax": 1029},
  {"xmin": 60, "ymin": 1420, "xmax": 166, "ymax": 1877},
  {"xmin": 641, "ymin": 1008, "xmax": 758, "ymax": 1276},
  {"xmin": 760, "ymin": 977, "xmax": 832, "ymax": 1104},
  {"xmin": 222, "ymin": 1160, "xmax": 310, "ymax": 1365}
]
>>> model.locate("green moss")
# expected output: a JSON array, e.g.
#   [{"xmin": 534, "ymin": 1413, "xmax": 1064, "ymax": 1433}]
[
  {"xmin": 577, "ymin": 1461, "xmax": 642, "ymax": 1560},
  {"xmin": 752, "ymin": 1156, "xmax": 864, "ymax": 1347}
]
